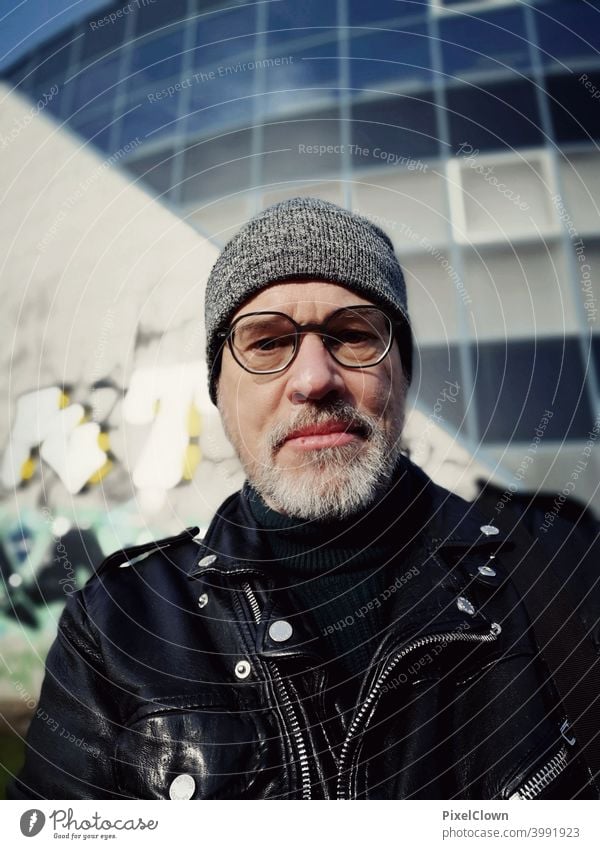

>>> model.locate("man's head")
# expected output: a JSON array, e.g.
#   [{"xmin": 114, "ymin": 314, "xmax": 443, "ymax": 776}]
[{"xmin": 205, "ymin": 198, "xmax": 412, "ymax": 520}]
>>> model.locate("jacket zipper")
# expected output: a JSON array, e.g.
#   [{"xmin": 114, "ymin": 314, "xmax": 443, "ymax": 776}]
[
  {"xmin": 336, "ymin": 622, "xmax": 502, "ymax": 799},
  {"xmin": 509, "ymin": 745, "xmax": 569, "ymax": 800},
  {"xmin": 241, "ymin": 581, "xmax": 312, "ymax": 800}
]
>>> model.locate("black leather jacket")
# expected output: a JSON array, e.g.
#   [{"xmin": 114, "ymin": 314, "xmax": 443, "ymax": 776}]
[{"xmin": 9, "ymin": 462, "xmax": 600, "ymax": 799}]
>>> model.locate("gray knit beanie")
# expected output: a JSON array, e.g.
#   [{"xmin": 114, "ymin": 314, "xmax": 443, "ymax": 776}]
[{"xmin": 205, "ymin": 197, "xmax": 411, "ymax": 403}]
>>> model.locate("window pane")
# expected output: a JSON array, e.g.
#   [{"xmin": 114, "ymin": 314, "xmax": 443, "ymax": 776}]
[
  {"xmin": 440, "ymin": 6, "xmax": 530, "ymax": 78},
  {"xmin": 350, "ymin": 24, "xmax": 433, "ymax": 90},
  {"xmin": 190, "ymin": 25, "xmax": 256, "ymax": 83},
  {"xmin": 559, "ymin": 152, "xmax": 600, "ymax": 235},
  {"xmin": 126, "ymin": 146, "xmax": 176, "ymax": 197},
  {"xmin": 348, "ymin": 0, "xmax": 428, "ymax": 26},
  {"xmin": 180, "ymin": 128, "xmax": 254, "ymax": 204},
  {"xmin": 195, "ymin": 4, "xmax": 256, "ymax": 41},
  {"xmin": 412, "ymin": 345, "xmax": 466, "ymax": 432},
  {"xmin": 473, "ymin": 338, "xmax": 593, "ymax": 442},
  {"xmin": 463, "ymin": 244, "xmax": 576, "ymax": 339},
  {"xmin": 447, "ymin": 79, "xmax": 543, "ymax": 153},
  {"xmin": 261, "ymin": 108, "xmax": 342, "ymax": 185},
  {"xmin": 81, "ymin": 15, "xmax": 127, "ymax": 61},
  {"xmin": 117, "ymin": 94, "xmax": 181, "ymax": 148},
  {"xmin": 128, "ymin": 30, "xmax": 184, "ymax": 94},
  {"xmin": 535, "ymin": 0, "xmax": 600, "ymax": 66},
  {"xmin": 32, "ymin": 28, "xmax": 78, "ymax": 83},
  {"xmin": 134, "ymin": 0, "xmax": 189, "ymax": 37},
  {"xmin": 547, "ymin": 71, "xmax": 600, "ymax": 144},
  {"xmin": 456, "ymin": 152, "xmax": 556, "ymax": 241},
  {"xmin": 268, "ymin": 0, "xmax": 338, "ymax": 30},
  {"xmin": 3, "ymin": 58, "xmax": 33, "ymax": 95},
  {"xmin": 351, "ymin": 94, "xmax": 440, "ymax": 160},
  {"xmin": 70, "ymin": 111, "xmax": 114, "ymax": 153},
  {"xmin": 260, "ymin": 41, "xmax": 339, "ymax": 118},
  {"xmin": 401, "ymin": 253, "xmax": 462, "ymax": 345},
  {"xmin": 186, "ymin": 91, "xmax": 254, "ymax": 136},
  {"xmin": 352, "ymin": 171, "xmax": 448, "ymax": 253},
  {"xmin": 72, "ymin": 55, "xmax": 120, "ymax": 111}
]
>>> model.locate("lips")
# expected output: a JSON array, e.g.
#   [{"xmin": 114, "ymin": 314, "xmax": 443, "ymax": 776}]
[{"xmin": 281, "ymin": 420, "xmax": 365, "ymax": 451}]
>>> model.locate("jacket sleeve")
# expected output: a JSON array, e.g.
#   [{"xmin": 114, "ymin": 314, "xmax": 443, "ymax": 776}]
[{"xmin": 7, "ymin": 586, "xmax": 123, "ymax": 799}]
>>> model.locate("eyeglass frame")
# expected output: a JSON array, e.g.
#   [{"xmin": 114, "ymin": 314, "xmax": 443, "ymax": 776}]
[{"xmin": 216, "ymin": 304, "xmax": 401, "ymax": 376}]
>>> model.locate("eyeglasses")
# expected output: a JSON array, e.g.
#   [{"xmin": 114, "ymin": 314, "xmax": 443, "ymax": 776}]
[{"xmin": 217, "ymin": 305, "xmax": 395, "ymax": 375}]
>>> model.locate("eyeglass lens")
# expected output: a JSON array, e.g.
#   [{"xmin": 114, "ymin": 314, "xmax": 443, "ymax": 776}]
[{"xmin": 230, "ymin": 307, "xmax": 392, "ymax": 373}]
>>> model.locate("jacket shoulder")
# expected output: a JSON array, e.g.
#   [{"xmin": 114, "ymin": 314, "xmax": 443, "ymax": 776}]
[{"xmin": 95, "ymin": 526, "xmax": 200, "ymax": 576}]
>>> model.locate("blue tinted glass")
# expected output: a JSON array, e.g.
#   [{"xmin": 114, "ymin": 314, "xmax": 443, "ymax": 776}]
[
  {"xmin": 190, "ymin": 30, "xmax": 256, "ymax": 75},
  {"xmin": 70, "ymin": 111, "xmax": 114, "ymax": 153},
  {"xmin": 473, "ymin": 338, "xmax": 593, "ymax": 442},
  {"xmin": 447, "ymin": 80, "xmax": 543, "ymax": 153},
  {"xmin": 259, "ymin": 87, "xmax": 340, "ymax": 120},
  {"xmin": 411, "ymin": 345, "xmax": 466, "ymax": 433},
  {"xmin": 3, "ymin": 58, "xmax": 33, "ymax": 94},
  {"xmin": 117, "ymin": 93, "xmax": 181, "ymax": 147},
  {"xmin": 186, "ymin": 97, "xmax": 254, "ymax": 135},
  {"xmin": 351, "ymin": 95, "xmax": 440, "ymax": 160},
  {"xmin": 81, "ymin": 13, "xmax": 127, "ymax": 60},
  {"xmin": 126, "ymin": 147, "xmax": 176, "ymax": 197},
  {"xmin": 262, "ymin": 40, "xmax": 338, "ymax": 104},
  {"xmin": 261, "ymin": 107, "xmax": 342, "ymax": 184},
  {"xmin": 128, "ymin": 30, "xmax": 184, "ymax": 93},
  {"xmin": 27, "ymin": 79, "xmax": 68, "ymax": 118},
  {"xmin": 186, "ymin": 63, "xmax": 255, "ymax": 135},
  {"xmin": 134, "ymin": 0, "xmax": 188, "ymax": 37},
  {"xmin": 268, "ymin": 0, "xmax": 338, "ymax": 29},
  {"xmin": 180, "ymin": 129, "xmax": 254, "ymax": 203},
  {"xmin": 188, "ymin": 51, "xmax": 258, "ymax": 112},
  {"xmin": 72, "ymin": 55, "xmax": 121, "ymax": 111},
  {"xmin": 195, "ymin": 4, "xmax": 256, "ymax": 42},
  {"xmin": 350, "ymin": 24, "xmax": 433, "ymax": 88},
  {"xmin": 30, "ymin": 28, "xmax": 78, "ymax": 86},
  {"xmin": 348, "ymin": 0, "xmax": 428, "ymax": 25},
  {"xmin": 548, "ymin": 71, "xmax": 600, "ymax": 142},
  {"xmin": 441, "ymin": 6, "xmax": 530, "ymax": 77},
  {"xmin": 593, "ymin": 335, "xmax": 600, "ymax": 382},
  {"xmin": 535, "ymin": 0, "xmax": 600, "ymax": 64}
]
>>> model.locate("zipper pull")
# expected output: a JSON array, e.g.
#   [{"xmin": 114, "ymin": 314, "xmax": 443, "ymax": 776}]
[{"xmin": 560, "ymin": 719, "xmax": 576, "ymax": 746}]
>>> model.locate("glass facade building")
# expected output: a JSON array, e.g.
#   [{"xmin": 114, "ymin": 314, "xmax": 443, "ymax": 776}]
[{"xmin": 3, "ymin": 0, "xmax": 600, "ymax": 503}]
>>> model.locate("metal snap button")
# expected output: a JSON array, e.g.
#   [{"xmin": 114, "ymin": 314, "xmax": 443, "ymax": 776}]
[
  {"xmin": 197, "ymin": 593, "xmax": 209, "ymax": 609},
  {"xmin": 478, "ymin": 565, "xmax": 497, "ymax": 577},
  {"xmin": 234, "ymin": 660, "xmax": 251, "ymax": 679},
  {"xmin": 268, "ymin": 620, "xmax": 293, "ymax": 642},
  {"xmin": 198, "ymin": 554, "xmax": 217, "ymax": 567},
  {"xmin": 457, "ymin": 596, "xmax": 476, "ymax": 616},
  {"xmin": 480, "ymin": 524, "xmax": 499, "ymax": 536},
  {"xmin": 169, "ymin": 773, "xmax": 196, "ymax": 800}
]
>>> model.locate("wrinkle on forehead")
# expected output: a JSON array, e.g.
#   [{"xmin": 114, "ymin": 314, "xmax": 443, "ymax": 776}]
[{"xmin": 231, "ymin": 279, "xmax": 376, "ymax": 321}]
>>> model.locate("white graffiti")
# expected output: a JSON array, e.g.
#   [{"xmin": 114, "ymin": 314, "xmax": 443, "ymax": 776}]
[{"xmin": 1, "ymin": 388, "xmax": 108, "ymax": 494}]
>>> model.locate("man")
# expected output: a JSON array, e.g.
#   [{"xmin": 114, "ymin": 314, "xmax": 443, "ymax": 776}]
[{"xmin": 10, "ymin": 198, "xmax": 600, "ymax": 799}]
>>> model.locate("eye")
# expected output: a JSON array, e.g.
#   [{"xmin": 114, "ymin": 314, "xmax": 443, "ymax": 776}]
[
  {"xmin": 343, "ymin": 330, "xmax": 372, "ymax": 342},
  {"xmin": 331, "ymin": 330, "xmax": 375, "ymax": 345},
  {"xmin": 250, "ymin": 335, "xmax": 289, "ymax": 351}
]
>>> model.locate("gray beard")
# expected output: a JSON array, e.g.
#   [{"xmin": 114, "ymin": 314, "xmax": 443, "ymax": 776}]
[{"xmin": 227, "ymin": 400, "xmax": 403, "ymax": 521}]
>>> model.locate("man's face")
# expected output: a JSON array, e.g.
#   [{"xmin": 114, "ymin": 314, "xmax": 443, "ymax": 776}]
[{"xmin": 216, "ymin": 280, "xmax": 409, "ymax": 520}]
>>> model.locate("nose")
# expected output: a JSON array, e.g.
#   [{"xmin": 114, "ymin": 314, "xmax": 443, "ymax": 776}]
[{"xmin": 286, "ymin": 332, "xmax": 345, "ymax": 404}]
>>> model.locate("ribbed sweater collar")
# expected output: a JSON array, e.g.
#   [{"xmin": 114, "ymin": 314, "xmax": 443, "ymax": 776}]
[{"xmin": 243, "ymin": 454, "xmax": 420, "ymax": 576}]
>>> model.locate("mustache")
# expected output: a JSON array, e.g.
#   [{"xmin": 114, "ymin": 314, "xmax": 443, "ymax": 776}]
[{"xmin": 268, "ymin": 401, "xmax": 375, "ymax": 451}]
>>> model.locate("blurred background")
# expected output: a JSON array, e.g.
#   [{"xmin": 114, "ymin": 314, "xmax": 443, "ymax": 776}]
[{"xmin": 0, "ymin": 0, "xmax": 599, "ymax": 796}]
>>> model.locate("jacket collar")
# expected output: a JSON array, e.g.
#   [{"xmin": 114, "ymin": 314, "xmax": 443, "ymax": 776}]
[{"xmin": 189, "ymin": 457, "xmax": 510, "ymax": 580}]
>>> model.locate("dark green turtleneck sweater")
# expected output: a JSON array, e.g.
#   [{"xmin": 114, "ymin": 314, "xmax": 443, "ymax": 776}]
[{"xmin": 244, "ymin": 455, "xmax": 422, "ymax": 691}]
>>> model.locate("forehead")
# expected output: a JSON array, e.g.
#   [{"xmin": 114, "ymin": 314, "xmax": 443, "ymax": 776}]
[{"xmin": 231, "ymin": 279, "xmax": 377, "ymax": 320}]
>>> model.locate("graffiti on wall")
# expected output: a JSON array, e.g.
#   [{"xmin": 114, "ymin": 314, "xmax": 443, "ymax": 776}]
[{"xmin": 0, "ymin": 360, "xmax": 235, "ymax": 646}]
